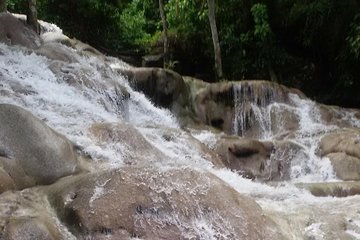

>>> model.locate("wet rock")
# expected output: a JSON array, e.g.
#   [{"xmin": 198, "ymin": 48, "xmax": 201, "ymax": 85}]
[
  {"xmin": 187, "ymin": 79, "xmax": 294, "ymax": 135},
  {"xmin": 320, "ymin": 129, "xmax": 360, "ymax": 158},
  {"xmin": 214, "ymin": 136, "xmax": 281, "ymax": 180},
  {"xmin": 0, "ymin": 104, "xmax": 80, "ymax": 186},
  {"xmin": 269, "ymin": 106, "xmax": 300, "ymax": 139},
  {"xmin": 48, "ymin": 167, "xmax": 284, "ymax": 240},
  {"xmin": 89, "ymin": 123, "xmax": 167, "ymax": 165},
  {"xmin": 43, "ymin": 37, "xmax": 104, "ymax": 59},
  {"xmin": 121, "ymin": 67, "xmax": 193, "ymax": 124},
  {"xmin": 270, "ymin": 140, "xmax": 308, "ymax": 180},
  {"xmin": 297, "ymin": 181, "xmax": 360, "ymax": 197},
  {"xmin": 5, "ymin": 217, "xmax": 62, "ymax": 240},
  {"xmin": 142, "ymin": 125, "xmax": 225, "ymax": 167},
  {"xmin": 71, "ymin": 39, "xmax": 104, "ymax": 58},
  {"xmin": 0, "ymin": 156, "xmax": 35, "ymax": 192},
  {"xmin": 89, "ymin": 123, "xmax": 224, "ymax": 168},
  {"xmin": 0, "ymin": 13, "xmax": 42, "ymax": 49},
  {"xmin": 324, "ymin": 152, "xmax": 360, "ymax": 180},
  {"xmin": 320, "ymin": 129, "xmax": 360, "ymax": 180},
  {"xmin": 49, "ymin": 61, "xmax": 130, "ymax": 117},
  {"xmin": 194, "ymin": 81, "xmax": 235, "ymax": 133},
  {"xmin": 318, "ymin": 104, "xmax": 360, "ymax": 128},
  {"xmin": 232, "ymin": 81, "xmax": 291, "ymax": 138},
  {"xmin": 0, "ymin": 166, "xmax": 16, "ymax": 193},
  {"xmin": 214, "ymin": 136, "xmax": 305, "ymax": 181},
  {"xmin": 0, "ymin": 187, "xmax": 75, "ymax": 240},
  {"xmin": 35, "ymin": 42, "xmax": 78, "ymax": 63},
  {"xmin": 8, "ymin": 80, "xmax": 37, "ymax": 96},
  {"xmin": 268, "ymin": 197, "xmax": 360, "ymax": 240}
]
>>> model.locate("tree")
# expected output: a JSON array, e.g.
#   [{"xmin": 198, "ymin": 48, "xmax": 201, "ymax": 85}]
[
  {"xmin": 27, "ymin": 0, "xmax": 39, "ymax": 34},
  {"xmin": 159, "ymin": 0, "xmax": 169, "ymax": 68},
  {"xmin": 207, "ymin": 0, "xmax": 223, "ymax": 80},
  {"xmin": 0, "ymin": 0, "xmax": 6, "ymax": 12}
]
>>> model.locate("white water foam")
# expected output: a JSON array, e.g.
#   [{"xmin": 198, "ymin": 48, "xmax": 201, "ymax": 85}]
[
  {"xmin": 0, "ymin": 42, "xmax": 176, "ymax": 167},
  {"xmin": 136, "ymin": 126, "xmax": 214, "ymax": 169},
  {"xmin": 1, "ymin": 19, "xmax": 360, "ymax": 239},
  {"xmin": 232, "ymin": 84, "xmax": 340, "ymax": 182},
  {"xmin": 286, "ymin": 94, "xmax": 338, "ymax": 182}
]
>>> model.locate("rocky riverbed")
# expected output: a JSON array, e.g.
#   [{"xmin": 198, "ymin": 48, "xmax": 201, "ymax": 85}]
[{"xmin": 0, "ymin": 12, "xmax": 360, "ymax": 239}]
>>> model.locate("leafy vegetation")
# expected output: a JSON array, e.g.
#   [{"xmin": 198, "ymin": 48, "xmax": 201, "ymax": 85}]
[{"xmin": 6, "ymin": 0, "xmax": 360, "ymax": 107}]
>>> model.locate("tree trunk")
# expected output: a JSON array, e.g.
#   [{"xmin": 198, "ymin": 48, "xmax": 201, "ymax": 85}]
[
  {"xmin": 159, "ymin": 0, "xmax": 169, "ymax": 68},
  {"xmin": 0, "ymin": 0, "xmax": 6, "ymax": 12},
  {"xmin": 207, "ymin": 0, "xmax": 223, "ymax": 80},
  {"xmin": 27, "ymin": 0, "xmax": 40, "ymax": 34}
]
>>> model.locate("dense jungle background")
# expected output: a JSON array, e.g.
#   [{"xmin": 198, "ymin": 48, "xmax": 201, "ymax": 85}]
[{"xmin": 6, "ymin": 0, "xmax": 360, "ymax": 107}]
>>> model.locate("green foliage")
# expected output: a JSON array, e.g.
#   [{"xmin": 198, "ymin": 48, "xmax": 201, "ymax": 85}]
[
  {"xmin": 251, "ymin": 3, "xmax": 271, "ymax": 41},
  {"xmin": 165, "ymin": 59, "xmax": 179, "ymax": 70},
  {"xmin": 119, "ymin": 0, "xmax": 151, "ymax": 47},
  {"xmin": 166, "ymin": 0, "xmax": 207, "ymax": 33},
  {"xmin": 347, "ymin": 14, "xmax": 360, "ymax": 59},
  {"xmin": 162, "ymin": 0, "xmax": 213, "ymax": 76}
]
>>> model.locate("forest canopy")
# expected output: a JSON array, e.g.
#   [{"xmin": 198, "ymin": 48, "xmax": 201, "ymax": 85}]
[{"xmin": 6, "ymin": 0, "xmax": 360, "ymax": 107}]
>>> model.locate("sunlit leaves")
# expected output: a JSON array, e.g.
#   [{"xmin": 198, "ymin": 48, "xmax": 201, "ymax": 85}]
[
  {"xmin": 251, "ymin": 3, "xmax": 271, "ymax": 41},
  {"xmin": 119, "ymin": 0, "xmax": 151, "ymax": 47}
]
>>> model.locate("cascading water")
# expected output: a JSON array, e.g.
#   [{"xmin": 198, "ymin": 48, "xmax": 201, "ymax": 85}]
[
  {"xmin": 228, "ymin": 81, "xmax": 360, "ymax": 239},
  {"xmin": 1, "ymin": 16, "xmax": 360, "ymax": 239},
  {"xmin": 233, "ymin": 81, "xmax": 287, "ymax": 139},
  {"xmin": 232, "ymin": 82, "xmax": 346, "ymax": 182},
  {"xmin": 0, "ymin": 41, "xmax": 179, "ymax": 167}
]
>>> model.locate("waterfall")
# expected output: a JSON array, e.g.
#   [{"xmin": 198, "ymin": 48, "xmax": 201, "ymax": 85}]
[
  {"xmin": 233, "ymin": 81, "xmax": 287, "ymax": 139},
  {"xmin": 1, "ymin": 16, "xmax": 360, "ymax": 239},
  {"xmin": 0, "ymin": 42, "xmax": 179, "ymax": 167},
  {"xmin": 231, "ymin": 81, "xmax": 352, "ymax": 182}
]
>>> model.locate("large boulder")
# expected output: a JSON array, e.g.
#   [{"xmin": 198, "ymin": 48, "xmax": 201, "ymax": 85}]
[
  {"xmin": 35, "ymin": 42, "xmax": 78, "ymax": 63},
  {"xmin": 89, "ymin": 122, "xmax": 167, "ymax": 165},
  {"xmin": 195, "ymin": 81, "xmax": 235, "ymax": 133},
  {"xmin": 0, "ymin": 13, "xmax": 42, "ymax": 49},
  {"xmin": 322, "ymin": 152, "xmax": 360, "ymax": 180},
  {"xmin": 121, "ymin": 67, "xmax": 194, "ymax": 125},
  {"xmin": 0, "ymin": 165, "xmax": 16, "ymax": 193},
  {"xmin": 48, "ymin": 167, "xmax": 284, "ymax": 240},
  {"xmin": 213, "ymin": 135, "xmax": 308, "ymax": 181},
  {"xmin": 69, "ymin": 38, "xmax": 104, "ymax": 58},
  {"xmin": 138, "ymin": 125, "xmax": 225, "ymax": 168},
  {"xmin": 89, "ymin": 123, "xmax": 224, "ymax": 168},
  {"xmin": 48, "ymin": 60, "xmax": 130, "ymax": 118},
  {"xmin": 0, "ymin": 156, "xmax": 35, "ymax": 192},
  {"xmin": 0, "ymin": 104, "xmax": 80, "ymax": 187},
  {"xmin": 320, "ymin": 128, "xmax": 360, "ymax": 180},
  {"xmin": 269, "ymin": 105, "xmax": 300, "ymax": 139},
  {"xmin": 186, "ymin": 79, "xmax": 297, "ymax": 136},
  {"xmin": 4, "ymin": 217, "xmax": 62, "ymax": 240},
  {"xmin": 318, "ymin": 104, "xmax": 360, "ymax": 128},
  {"xmin": 0, "ymin": 187, "xmax": 75, "ymax": 240},
  {"xmin": 214, "ymin": 136, "xmax": 283, "ymax": 180},
  {"xmin": 297, "ymin": 181, "xmax": 360, "ymax": 197},
  {"xmin": 267, "ymin": 195, "xmax": 360, "ymax": 240}
]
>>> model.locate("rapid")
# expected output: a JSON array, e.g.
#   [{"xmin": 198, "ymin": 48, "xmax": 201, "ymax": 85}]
[{"xmin": 1, "ymin": 16, "xmax": 360, "ymax": 239}]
